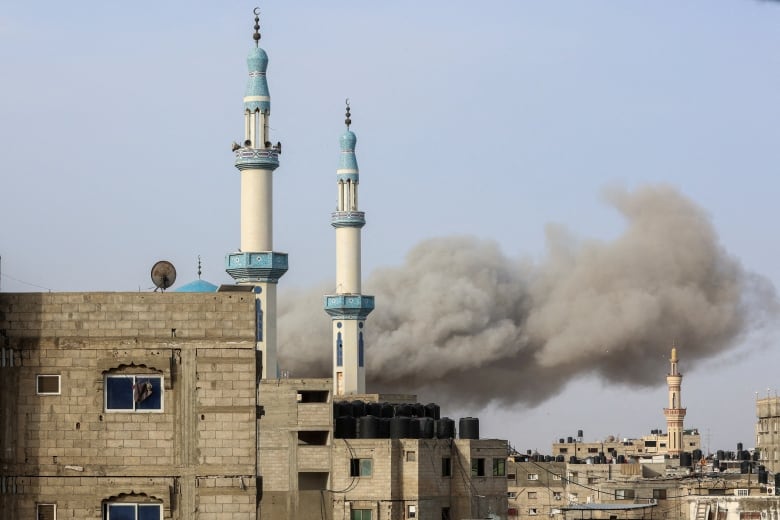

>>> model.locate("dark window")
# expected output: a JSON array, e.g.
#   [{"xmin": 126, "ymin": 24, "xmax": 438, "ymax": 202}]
[
  {"xmin": 37, "ymin": 504, "xmax": 56, "ymax": 520},
  {"xmin": 36, "ymin": 375, "xmax": 60, "ymax": 395},
  {"xmin": 104, "ymin": 503, "xmax": 161, "ymax": 520},
  {"xmin": 337, "ymin": 333, "xmax": 343, "ymax": 367},
  {"xmin": 653, "ymin": 489, "xmax": 667, "ymax": 499},
  {"xmin": 297, "ymin": 431, "xmax": 329, "ymax": 445},
  {"xmin": 442, "ymin": 457, "xmax": 452, "ymax": 477},
  {"xmin": 358, "ymin": 332, "xmax": 364, "ymax": 367},
  {"xmin": 351, "ymin": 510, "xmax": 372, "ymax": 520},
  {"xmin": 297, "ymin": 390, "xmax": 329, "ymax": 403},
  {"xmin": 492, "ymin": 458, "xmax": 506, "ymax": 476},
  {"xmin": 645, "ymin": 440, "xmax": 657, "ymax": 448},
  {"xmin": 105, "ymin": 375, "xmax": 163, "ymax": 412},
  {"xmin": 471, "ymin": 458, "xmax": 485, "ymax": 477},
  {"xmin": 441, "ymin": 507, "xmax": 451, "ymax": 520},
  {"xmin": 350, "ymin": 458, "xmax": 372, "ymax": 477},
  {"xmin": 587, "ymin": 447, "xmax": 598, "ymax": 453}
]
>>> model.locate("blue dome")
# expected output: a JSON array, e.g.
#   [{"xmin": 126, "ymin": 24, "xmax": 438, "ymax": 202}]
[
  {"xmin": 247, "ymin": 47, "xmax": 269, "ymax": 73},
  {"xmin": 175, "ymin": 279, "xmax": 218, "ymax": 293}
]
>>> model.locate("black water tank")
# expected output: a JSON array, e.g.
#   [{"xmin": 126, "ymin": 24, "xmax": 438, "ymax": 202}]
[
  {"xmin": 740, "ymin": 461, "xmax": 750, "ymax": 474},
  {"xmin": 358, "ymin": 415, "xmax": 380, "ymax": 439},
  {"xmin": 559, "ymin": 438, "xmax": 565, "ymax": 444},
  {"xmin": 436, "ymin": 418, "xmax": 455, "ymax": 439},
  {"xmin": 775, "ymin": 474, "xmax": 780, "ymax": 494},
  {"xmin": 334, "ymin": 401, "xmax": 351, "ymax": 418},
  {"xmin": 390, "ymin": 416, "xmax": 410, "ymax": 438},
  {"xmin": 737, "ymin": 442, "xmax": 743, "ymax": 452},
  {"xmin": 411, "ymin": 403, "xmax": 425, "ymax": 417},
  {"xmin": 753, "ymin": 451, "xmax": 760, "ymax": 462},
  {"xmin": 545, "ymin": 455, "xmax": 553, "ymax": 463},
  {"xmin": 692, "ymin": 449, "xmax": 702, "ymax": 462},
  {"xmin": 569, "ymin": 456, "xmax": 578, "ymax": 464},
  {"xmin": 680, "ymin": 452, "xmax": 692, "ymax": 467},
  {"xmin": 719, "ymin": 463, "xmax": 727, "ymax": 472},
  {"xmin": 556, "ymin": 455, "xmax": 565, "ymax": 462},
  {"xmin": 395, "ymin": 404, "xmax": 413, "ymax": 417},
  {"xmin": 366, "ymin": 402, "xmax": 382, "ymax": 417},
  {"xmin": 577, "ymin": 429, "xmax": 583, "ymax": 438},
  {"xmin": 758, "ymin": 469, "xmax": 768, "ymax": 484},
  {"xmin": 741, "ymin": 450, "xmax": 751, "ymax": 461},
  {"xmin": 379, "ymin": 417, "xmax": 390, "ymax": 438},
  {"xmin": 567, "ymin": 437, "xmax": 574, "ymax": 443},
  {"xmin": 380, "ymin": 402, "xmax": 394, "ymax": 418},
  {"xmin": 351, "ymin": 400, "xmax": 366, "ymax": 417},
  {"xmin": 424, "ymin": 403, "xmax": 441, "ymax": 420},
  {"xmin": 459, "ymin": 417, "xmax": 479, "ymax": 439},
  {"xmin": 418, "ymin": 417, "xmax": 435, "ymax": 439},
  {"xmin": 335, "ymin": 416, "xmax": 357, "ymax": 439},
  {"xmin": 616, "ymin": 455, "xmax": 626, "ymax": 464},
  {"xmin": 716, "ymin": 450, "xmax": 725, "ymax": 461},
  {"xmin": 408, "ymin": 418, "xmax": 421, "ymax": 439}
]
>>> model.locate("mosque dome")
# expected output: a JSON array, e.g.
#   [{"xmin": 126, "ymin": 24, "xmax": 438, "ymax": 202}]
[
  {"xmin": 247, "ymin": 47, "xmax": 269, "ymax": 73},
  {"xmin": 175, "ymin": 279, "xmax": 218, "ymax": 293},
  {"xmin": 340, "ymin": 130, "xmax": 356, "ymax": 151}
]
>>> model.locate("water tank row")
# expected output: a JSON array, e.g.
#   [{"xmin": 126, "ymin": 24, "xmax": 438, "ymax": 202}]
[
  {"xmin": 333, "ymin": 400, "xmax": 441, "ymax": 420},
  {"xmin": 334, "ymin": 416, "xmax": 479, "ymax": 440}
]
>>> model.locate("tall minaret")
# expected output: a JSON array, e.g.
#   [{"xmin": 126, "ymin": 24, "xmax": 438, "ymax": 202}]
[
  {"xmin": 664, "ymin": 347, "xmax": 687, "ymax": 456},
  {"xmin": 324, "ymin": 102, "xmax": 374, "ymax": 396},
  {"xmin": 225, "ymin": 9, "xmax": 287, "ymax": 379}
]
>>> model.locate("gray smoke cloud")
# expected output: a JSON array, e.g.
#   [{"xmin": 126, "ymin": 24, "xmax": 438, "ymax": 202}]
[{"xmin": 278, "ymin": 185, "xmax": 777, "ymax": 408}]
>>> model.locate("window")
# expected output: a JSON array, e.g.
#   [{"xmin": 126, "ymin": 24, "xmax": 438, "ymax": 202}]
[
  {"xmin": 552, "ymin": 474, "xmax": 562, "ymax": 481},
  {"xmin": 735, "ymin": 489, "xmax": 749, "ymax": 497},
  {"xmin": 441, "ymin": 507, "xmax": 451, "ymax": 520},
  {"xmin": 527, "ymin": 491, "xmax": 537, "ymax": 499},
  {"xmin": 529, "ymin": 508, "xmax": 538, "ymax": 516},
  {"xmin": 471, "ymin": 458, "xmax": 485, "ymax": 477},
  {"xmin": 350, "ymin": 458, "xmax": 372, "ymax": 477},
  {"xmin": 559, "ymin": 447, "xmax": 568, "ymax": 454},
  {"xmin": 569, "ymin": 493, "xmax": 579, "ymax": 503},
  {"xmin": 653, "ymin": 489, "xmax": 667, "ymax": 499},
  {"xmin": 587, "ymin": 447, "xmax": 598, "ymax": 453},
  {"xmin": 36, "ymin": 375, "xmax": 61, "ymax": 395},
  {"xmin": 406, "ymin": 451, "xmax": 416, "ymax": 462},
  {"xmin": 37, "ymin": 504, "xmax": 56, "ymax": 520},
  {"xmin": 588, "ymin": 477, "xmax": 598, "ymax": 484},
  {"xmin": 615, "ymin": 489, "xmax": 635, "ymax": 500},
  {"xmin": 507, "ymin": 473, "xmax": 516, "ymax": 480},
  {"xmin": 105, "ymin": 375, "xmax": 163, "ymax": 412},
  {"xmin": 527, "ymin": 473, "xmax": 539, "ymax": 481},
  {"xmin": 507, "ymin": 491, "xmax": 517, "ymax": 498},
  {"xmin": 442, "ymin": 457, "xmax": 451, "ymax": 477},
  {"xmin": 351, "ymin": 510, "xmax": 372, "ymax": 520},
  {"xmin": 660, "ymin": 443, "xmax": 667, "ymax": 448},
  {"xmin": 407, "ymin": 505, "xmax": 416, "ymax": 518},
  {"xmin": 104, "ymin": 503, "xmax": 161, "ymax": 520},
  {"xmin": 553, "ymin": 492, "xmax": 562, "ymax": 501},
  {"xmin": 740, "ymin": 514, "xmax": 761, "ymax": 520},
  {"xmin": 492, "ymin": 458, "xmax": 506, "ymax": 477},
  {"xmin": 336, "ymin": 333, "xmax": 343, "ymax": 367}
]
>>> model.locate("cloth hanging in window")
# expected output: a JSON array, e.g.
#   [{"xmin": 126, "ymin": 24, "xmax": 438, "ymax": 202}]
[{"xmin": 133, "ymin": 379, "xmax": 153, "ymax": 403}]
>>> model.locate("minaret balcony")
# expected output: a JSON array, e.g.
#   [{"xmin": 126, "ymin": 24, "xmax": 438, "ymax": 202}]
[
  {"xmin": 225, "ymin": 251, "xmax": 288, "ymax": 283},
  {"xmin": 663, "ymin": 408, "xmax": 687, "ymax": 417},
  {"xmin": 324, "ymin": 294, "xmax": 375, "ymax": 319},
  {"xmin": 331, "ymin": 211, "xmax": 365, "ymax": 228},
  {"xmin": 235, "ymin": 148, "xmax": 279, "ymax": 171}
]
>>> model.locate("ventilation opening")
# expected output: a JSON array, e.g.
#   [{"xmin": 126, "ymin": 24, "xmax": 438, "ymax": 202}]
[
  {"xmin": 298, "ymin": 472, "xmax": 329, "ymax": 491},
  {"xmin": 297, "ymin": 390, "xmax": 329, "ymax": 403},
  {"xmin": 298, "ymin": 431, "xmax": 329, "ymax": 446}
]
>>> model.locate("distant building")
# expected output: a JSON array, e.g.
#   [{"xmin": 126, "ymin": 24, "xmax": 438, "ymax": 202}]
[{"xmin": 756, "ymin": 395, "xmax": 780, "ymax": 474}]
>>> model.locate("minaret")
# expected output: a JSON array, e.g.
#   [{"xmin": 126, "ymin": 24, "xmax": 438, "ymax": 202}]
[
  {"xmin": 664, "ymin": 347, "xmax": 687, "ymax": 456},
  {"xmin": 225, "ymin": 9, "xmax": 287, "ymax": 379},
  {"xmin": 324, "ymin": 102, "xmax": 374, "ymax": 396}
]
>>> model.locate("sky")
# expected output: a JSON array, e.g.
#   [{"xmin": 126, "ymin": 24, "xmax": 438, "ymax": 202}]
[{"xmin": 1, "ymin": 1, "xmax": 779, "ymax": 454}]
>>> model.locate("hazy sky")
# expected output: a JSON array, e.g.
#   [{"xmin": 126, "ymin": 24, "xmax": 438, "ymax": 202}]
[{"xmin": 2, "ymin": 1, "xmax": 779, "ymax": 453}]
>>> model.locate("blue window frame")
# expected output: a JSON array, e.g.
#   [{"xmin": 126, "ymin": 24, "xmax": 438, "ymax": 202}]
[
  {"xmin": 105, "ymin": 503, "xmax": 161, "ymax": 520},
  {"xmin": 336, "ymin": 332, "xmax": 343, "ymax": 367},
  {"xmin": 105, "ymin": 375, "xmax": 163, "ymax": 412}
]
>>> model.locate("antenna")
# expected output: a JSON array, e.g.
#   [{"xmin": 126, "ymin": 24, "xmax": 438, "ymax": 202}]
[{"xmin": 150, "ymin": 260, "xmax": 177, "ymax": 292}]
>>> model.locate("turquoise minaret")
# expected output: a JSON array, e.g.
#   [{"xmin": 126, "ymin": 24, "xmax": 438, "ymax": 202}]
[
  {"xmin": 324, "ymin": 102, "xmax": 374, "ymax": 396},
  {"xmin": 226, "ymin": 9, "xmax": 287, "ymax": 379}
]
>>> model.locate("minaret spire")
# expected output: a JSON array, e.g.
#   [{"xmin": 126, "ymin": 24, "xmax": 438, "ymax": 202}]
[
  {"xmin": 664, "ymin": 346, "xmax": 687, "ymax": 456},
  {"xmin": 325, "ymin": 101, "xmax": 375, "ymax": 396},
  {"xmin": 226, "ymin": 7, "xmax": 287, "ymax": 380}
]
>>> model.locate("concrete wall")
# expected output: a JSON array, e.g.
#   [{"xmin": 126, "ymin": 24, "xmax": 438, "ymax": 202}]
[{"xmin": 0, "ymin": 292, "xmax": 258, "ymax": 519}]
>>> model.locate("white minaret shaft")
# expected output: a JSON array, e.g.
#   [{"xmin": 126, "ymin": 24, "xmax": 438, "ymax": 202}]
[
  {"xmin": 664, "ymin": 347, "xmax": 687, "ymax": 456},
  {"xmin": 226, "ymin": 12, "xmax": 287, "ymax": 380},
  {"xmin": 325, "ymin": 103, "xmax": 374, "ymax": 396}
]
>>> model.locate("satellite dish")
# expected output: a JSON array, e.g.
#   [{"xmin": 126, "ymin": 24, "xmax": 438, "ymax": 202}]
[{"xmin": 151, "ymin": 260, "xmax": 177, "ymax": 292}]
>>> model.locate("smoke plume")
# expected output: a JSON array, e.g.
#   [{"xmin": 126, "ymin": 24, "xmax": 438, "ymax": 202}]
[{"xmin": 278, "ymin": 185, "xmax": 777, "ymax": 408}]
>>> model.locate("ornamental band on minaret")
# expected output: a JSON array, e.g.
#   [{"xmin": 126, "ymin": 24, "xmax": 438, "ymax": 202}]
[
  {"xmin": 664, "ymin": 347, "xmax": 687, "ymax": 456},
  {"xmin": 324, "ymin": 102, "xmax": 375, "ymax": 396},
  {"xmin": 225, "ymin": 9, "xmax": 287, "ymax": 380}
]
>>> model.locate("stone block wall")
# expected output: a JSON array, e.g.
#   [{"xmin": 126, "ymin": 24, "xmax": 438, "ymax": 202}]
[{"xmin": 0, "ymin": 292, "xmax": 259, "ymax": 520}]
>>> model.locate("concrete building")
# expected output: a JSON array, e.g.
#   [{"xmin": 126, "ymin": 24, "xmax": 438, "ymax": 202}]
[
  {"xmin": 0, "ymin": 10, "xmax": 509, "ymax": 520},
  {"xmin": 756, "ymin": 395, "xmax": 780, "ymax": 474}
]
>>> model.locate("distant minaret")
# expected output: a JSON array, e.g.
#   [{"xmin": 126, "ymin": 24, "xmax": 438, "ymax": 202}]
[
  {"xmin": 226, "ymin": 9, "xmax": 287, "ymax": 379},
  {"xmin": 664, "ymin": 347, "xmax": 687, "ymax": 456},
  {"xmin": 324, "ymin": 102, "xmax": 374, "ymax": 396}
]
